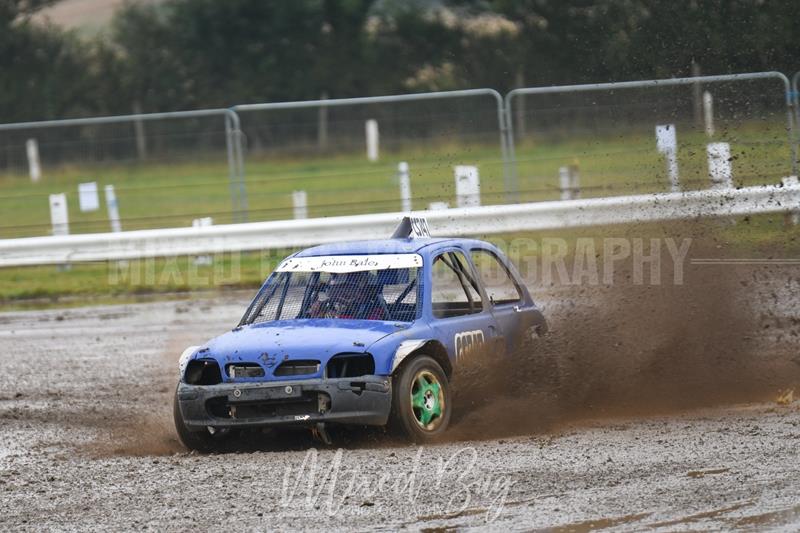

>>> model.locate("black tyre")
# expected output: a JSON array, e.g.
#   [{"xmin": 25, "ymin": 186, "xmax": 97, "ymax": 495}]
[
  {"xmin": 173, "ymin": 388, "xmax": 235, "ymax": 453},
  {"xmin": 390, "ymin": 355, "xmax": 451, "ymax": 442}
]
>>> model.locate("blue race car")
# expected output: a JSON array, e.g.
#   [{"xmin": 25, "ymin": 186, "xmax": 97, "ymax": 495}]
[{"xmin": 173, "ymin": 217, "xmax": 547, "ymax": 450}]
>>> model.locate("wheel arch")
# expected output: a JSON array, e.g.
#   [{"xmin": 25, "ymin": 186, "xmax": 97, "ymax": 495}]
[{"xmin": 391, "ymin": 339, "xmax": 452, "ymax": 378}]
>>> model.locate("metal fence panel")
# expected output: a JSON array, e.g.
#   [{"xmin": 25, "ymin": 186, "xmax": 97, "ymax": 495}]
[
  {"xmin": 0, "ymin": 109, "xmax": 246, "ymax": 238},
  {"xmin": 1, "ymin": 73, "xmax": 797, "ymax": 242},
  {"xmin": 505, "ymin": 72, "xmax": 796, "ymax": 203},
  {"xmin": 232, "ymin": 89, "xmax": 512, "ymax": 220}
]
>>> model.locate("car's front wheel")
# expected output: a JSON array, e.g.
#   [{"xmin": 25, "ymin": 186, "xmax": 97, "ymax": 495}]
[
  {"xmin": 173, "ymin": 387, "xmax": 235, "ymax": 453},
  {"xmin": 390, "ymin": 355, "xmax": 451, "ymax": 442}
]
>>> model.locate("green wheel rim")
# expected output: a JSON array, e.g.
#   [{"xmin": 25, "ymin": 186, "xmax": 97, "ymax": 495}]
[{"xmin": 410, "ymin": 369, "xmax": 445, "ymax": 431}]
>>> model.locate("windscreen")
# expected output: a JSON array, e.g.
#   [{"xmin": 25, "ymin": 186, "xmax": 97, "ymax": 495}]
[{"xmin": 242, "ymin": 266, "xmax": 420, "ymax": 324}]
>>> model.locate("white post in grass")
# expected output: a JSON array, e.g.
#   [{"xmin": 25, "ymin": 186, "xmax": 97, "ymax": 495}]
[
  {"xmin": 292, "ymin": 190, "xmax": 308, "ymax": 220},
  {"xmin": 26, "ymin": 139, "xmax": 41, "ymax": 182},
  {"xmin": 707, "ymin": 142, "xmax": 733, "ymax": 189},
  {"xmin": 398, "ymin": 161, "xmax": 412, "ymax": 212},
  {"xmin": 365, "ymin": 119, "xmax": 379, "ymax": 162},
  {"xmin": 104, "ymin": 185, "xmax": 122, "ymax": 233},
  {"xmin": 428, "ymin": 201, "xmax": 449, "ymax": 210},
  {"xmin": 656, "ymin": 124, "xmax": 679, "ymax": 192},
  {"xmin": 49, "ymin": 193, "xmax": 70, "ymax": 271},
  {"xmin": 665, "ymin": 148, "xmax": 679, "ymax": 192},
  {"xmin": 78, "ymin": 182, "xmax": 99, "ymax": 212},
  {"xmin": 558, "ymin": 166, "xmax": 580, "ymax": 200},
  {"xmin": 454, "ymin": 165, "xmax": 480, "ymax": 207},
  {"xmin": 559, "ymin": 167, "xmax": 570, "ymax": 200},
  {"xmin": 703, "ymin": 91, "xmax": 715, "ymax": 137},
  {"xmin": 49, "ymin": 193, "xmax": 69, "ymax": 236},
  {"xmin": 558, "ymin": 167, "xmax": 572, "ymax": 200},
  {"xmin": 192, "ymin": 217, "xmax": 213, "ymax": 266},
  {"xmin": 104, "ymin": 185, "xmax": 126, "ymax": 268}
]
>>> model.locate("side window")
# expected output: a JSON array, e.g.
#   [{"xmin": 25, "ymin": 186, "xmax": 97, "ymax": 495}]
[
  {"xmin": 470, "ymin": 249, "xmax": 523, "ymax": 305},
  {"xmin": 431, "ymin": 251, "xmax": 482, "ymax": 318}
]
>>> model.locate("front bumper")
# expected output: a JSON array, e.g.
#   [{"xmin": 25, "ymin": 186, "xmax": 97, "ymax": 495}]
[{"xmin": 176, "ymin": 375, "xmax": 392, "ymax": 430}]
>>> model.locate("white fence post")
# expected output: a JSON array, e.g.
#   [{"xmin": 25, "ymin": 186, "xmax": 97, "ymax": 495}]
[
  {"xmin": 559, "ymin": 165, "xmax": 580, "ymax": 200},
  {"xmin": 656, "ymin": 124, "xmax": 679, "ymax": 192},
  {"xmin": 707, "ymin": 142, "xmax": 733, "ymax": 189},
  {"xmin": 78, "ymin": 182, "xmax": 99, "ymax": 212},
  {"xmin": 454, "ymin": 165, "xmax": 481, "ymax": 207},
  {"xmin": 292, "ymin": 190, "xmax": 308, "ymax": 220},
  {"xmin": 398, "ymin": 162, "xmax": 412, "ymax": 212},
  {"xmin": 104, "ymin": 185, "xmax": 126, "ymax": 267},
  {"xmin": 365, "ymin": 119, "xmax": 379, "ymax": 162},
  {"xmin": 192, "ymin": 217, "xmax": 213, "ymax": 266},
  {"xmin": 49, "ymin": 194, "xmax": 69, "ymax": 236},
  {"xmin": 703, "ymin": 91, "xmax": 715, "ymax": 137},
  {"xmin": 105, "ymin": 185, "xmax": 122, "ymax": 233},
  {"xmin": 559, "ymin": 167, "xmax": 571, "ymax": 200},
  {"xmin": 26, "ymin": 139, "xmax": 41, "ymax": 183},
  {"xmin": 48, "ymin": 193, "xmax": 70, "ymax": 271},
  {"xmin": 665, "ymin": 149, "xmax": 679, "ymax": 192},
  {"xmin": 428, "ymin": 201, "xmax": 449, "ymax": 210}
]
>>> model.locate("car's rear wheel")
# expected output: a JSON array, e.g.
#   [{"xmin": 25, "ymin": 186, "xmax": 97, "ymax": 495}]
[
  {"xmin": 173, "ymin": 387, "xmax": 235, "ymax": 453},
  {"xmin": 390, "ymin": 355, "xmax": 451, "ymax": 442}
]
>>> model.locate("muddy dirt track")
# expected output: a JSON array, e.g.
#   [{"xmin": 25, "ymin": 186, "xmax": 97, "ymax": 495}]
[{"xmin": 1, "ymin": 240, "xmax": 800, "ymax": 531}]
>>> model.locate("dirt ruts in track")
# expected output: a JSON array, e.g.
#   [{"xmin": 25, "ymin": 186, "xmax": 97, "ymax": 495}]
[
  {"xmin": 89, "ymin": 333, "xmax": 199, "ymax": 457},
  {"xmin": 2, "ymin": 228, "xmax": 800, "ymax": 530}
]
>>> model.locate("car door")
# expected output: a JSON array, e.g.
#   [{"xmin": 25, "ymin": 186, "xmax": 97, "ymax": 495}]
[
  {"xmin": 427, "ymin": 249, "xmax": 502, "ymax": 362},
  {"xmin": 468, "ymin": 247, "xmax": 529, "ymax": 354}
]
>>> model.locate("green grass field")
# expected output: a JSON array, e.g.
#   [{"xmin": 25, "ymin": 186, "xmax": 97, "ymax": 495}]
[{"xmin": 0, "ymin": 124, "xmax": 796, "ymax": 307}]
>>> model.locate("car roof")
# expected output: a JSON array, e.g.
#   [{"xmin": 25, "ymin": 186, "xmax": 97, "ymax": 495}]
[{"xmin": 295, "ymin": 237, "xmax": 491, "ymax": 257}]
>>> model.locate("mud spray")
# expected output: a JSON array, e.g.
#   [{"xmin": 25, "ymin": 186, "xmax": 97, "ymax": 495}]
[
  {"xmin": 94, "ymin": 222, "xmax": 800, "ymax": 454},
  {"xmin": 90, "ymin": 335, "xmax": 191, "ymax": 456},
  {"xmin": 449, "ymin": 225, "xmax": 800, "ymax": 441}
]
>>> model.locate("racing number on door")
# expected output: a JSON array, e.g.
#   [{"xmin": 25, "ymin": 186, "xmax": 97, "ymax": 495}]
[
  {"xmin": 455, "ymin": 330, "xmax": 484, "ymax": 361},
  {"xmin": 409, "ymin": 217, "xmax": 431, "ymax": 238}
]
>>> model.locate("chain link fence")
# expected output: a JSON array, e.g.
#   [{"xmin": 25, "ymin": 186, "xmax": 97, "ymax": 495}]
[
  {"xmin": 0, "ymin": 73, "xmax": 795, "ymax": 240},
  {"xmin": 0, "ymin": 110, "xmax": 244, "ymax": 238},
  {"xmin": 506, "ymin": 72, "xmax": 796, "ymax": 203},
  {"xmin": 232, "ymin": 89, "xmax": 509, "ymax": 222}
]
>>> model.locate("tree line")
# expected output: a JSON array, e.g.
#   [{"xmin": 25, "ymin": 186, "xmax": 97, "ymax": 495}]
[{"xmin": 2, "ymin": 0, "xmax": 798, "ymax": 123}]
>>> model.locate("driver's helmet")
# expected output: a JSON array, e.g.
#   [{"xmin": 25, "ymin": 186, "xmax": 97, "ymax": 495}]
[{"xmin": 327, "ymin": 271, "xmax": 370, "ymax": 304}]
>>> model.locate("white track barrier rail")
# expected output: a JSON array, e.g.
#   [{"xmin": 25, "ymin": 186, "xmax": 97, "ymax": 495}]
[{"xmin": 0, "ymin": 183, "xmax": 798, "ymax": 267}]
